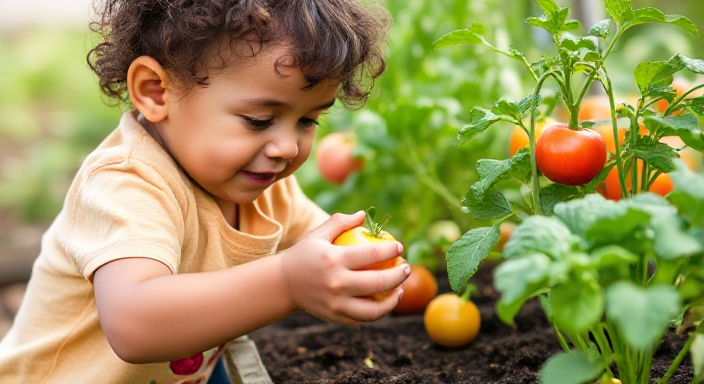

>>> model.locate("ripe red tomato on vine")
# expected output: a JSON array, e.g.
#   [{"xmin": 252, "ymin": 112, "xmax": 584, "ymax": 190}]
[
  {"xmin": 535, "ymin": 123, "xmax": 607, "ymax": 186},
  {"xmin": 316, "ymin": 132, "xmax": 363, "ymax": 185}
]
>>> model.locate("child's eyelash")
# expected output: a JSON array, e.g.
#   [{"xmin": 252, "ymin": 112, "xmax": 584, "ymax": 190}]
[{"xmin": 243, "ymin": 116, "xmax": 273, "ymax": 130}]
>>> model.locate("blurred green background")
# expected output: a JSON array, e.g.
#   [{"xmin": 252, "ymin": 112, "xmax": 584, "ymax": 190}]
[{"xmin": 0, "ymin": 0, "xmax": 703, "ymax": 267}]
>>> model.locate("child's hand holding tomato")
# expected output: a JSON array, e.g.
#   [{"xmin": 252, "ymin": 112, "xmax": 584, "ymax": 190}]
[{"xmin": 279, "ymin": 210, "xmax": 409, "ymax": 324}]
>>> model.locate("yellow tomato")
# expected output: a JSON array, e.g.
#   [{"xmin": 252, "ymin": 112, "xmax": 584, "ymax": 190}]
[
  {"xmin": 333, "ymin": 226, "xmax": 401, "ymax": 270},
  {"xmin": 424, "ymin": 293, "xmax": 481, "ymax": 348}
]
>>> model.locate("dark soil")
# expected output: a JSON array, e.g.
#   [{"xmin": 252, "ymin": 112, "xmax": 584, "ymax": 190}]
[{"xmin": 249, "ymin": 262, "xmax": 694, "ymax": 384}]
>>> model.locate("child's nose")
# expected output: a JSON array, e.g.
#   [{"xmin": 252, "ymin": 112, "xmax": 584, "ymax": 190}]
[{"xmin": 265, "ymin": 128, "xmax": 299, "ymax": 160}]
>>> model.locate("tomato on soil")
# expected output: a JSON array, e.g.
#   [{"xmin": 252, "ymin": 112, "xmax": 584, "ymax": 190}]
[
  {"xmin": 508, "ymin": 119, "xmax": 553, "ymax": 157},
  {"xmin": 393, "ymin": 265, "xmax": 438, "ymax": 314},
  {"xmin": 424, "ymin": 293, "xmax": 481, "ymax": 348},
  {"xmin": 316, "ymin": 132, "xmax": 363, "ymax": 185},
  {"xmin": 535, "ymin": 124, "xmax": 607, "ymax": 186}
]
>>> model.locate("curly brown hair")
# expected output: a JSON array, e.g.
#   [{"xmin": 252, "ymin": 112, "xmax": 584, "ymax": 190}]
[{"xmin": 87, "ymin": 0, "xmax": 390, "ymax": 108}]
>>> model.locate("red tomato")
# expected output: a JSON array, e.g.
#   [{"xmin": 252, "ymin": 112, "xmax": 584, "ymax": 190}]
[
  {"xmin": 393, "ymin": 265, "xmax": 438, "ymax": 314},
  {"xmin": 578, "ymin": 95, "xmax": 613, "ymax": 121},
  {"xmin": 536, "ymin": 124, "xmax": 607, "ymax": 186},
  {"xmin": 424, "ymin": 293, "xmax": 481, "ymax": 348},
  {"xmin": 316, "ymin": 132, "xmax": 363, "ymax": 184}
]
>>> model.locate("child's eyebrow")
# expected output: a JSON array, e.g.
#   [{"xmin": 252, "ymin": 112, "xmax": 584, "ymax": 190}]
[{"xmin": 243, "ymin": 98, "xmax": 336, "ymax": 111}]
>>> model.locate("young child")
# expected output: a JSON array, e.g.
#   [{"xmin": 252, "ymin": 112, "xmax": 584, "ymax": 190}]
[{"xmin": 0, "ymin": 1, "xmax": 410, "ymax": 383}]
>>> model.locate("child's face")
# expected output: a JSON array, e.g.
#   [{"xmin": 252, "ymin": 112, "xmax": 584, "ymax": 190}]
[{"xmin": 156, "ymin": 45, "xmax": 337, "ymax": 206}]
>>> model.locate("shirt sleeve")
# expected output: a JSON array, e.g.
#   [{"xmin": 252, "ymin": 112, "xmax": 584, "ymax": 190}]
[
  {"xmin": 276, "ymin": 176, "xmax": 330, "ymax": 250},
  {"xmin": 64, "ymin": 159, "xmax": 186, "ymax": 281}
]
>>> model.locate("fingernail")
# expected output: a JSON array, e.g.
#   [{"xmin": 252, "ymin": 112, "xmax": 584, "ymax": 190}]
[
  {"xmin": 397, "ymin": 242, "xmax": 404, "ymax": 254},
  {"xmin": 398, "ymin": 289, "xmax": 404, "ymax": 302},
  {"xmin": 404, "ymin": 266, "xmax": 411, "ymax": 275}
]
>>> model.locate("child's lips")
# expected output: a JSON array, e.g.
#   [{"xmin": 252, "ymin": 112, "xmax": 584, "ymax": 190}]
[{"xmin": 241, "ymin": 170, "xmax": 278, "ymax": 186}]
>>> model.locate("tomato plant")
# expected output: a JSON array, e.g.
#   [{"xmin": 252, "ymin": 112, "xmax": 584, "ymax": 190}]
[
  {"xmin": 316, "ymin": 132, "xmax": 363, "ymax": 185},
  {"xmin": 393, "ymin": 264, "xmax": 438, "ymax": 314},
  {"xmin": 435, "ymin": 0, "xmax": 704, "ymax": 383},
  {"xmin": 423, "ymin": 291, "xmax": 480, "ymax": 348},
  {"xmin": 333, "ymin": 207, "xmax": 402, "ymax": 270},
  {"xmin": 536, "ymin": 124, "xmax": 607, "ymax": 186}
]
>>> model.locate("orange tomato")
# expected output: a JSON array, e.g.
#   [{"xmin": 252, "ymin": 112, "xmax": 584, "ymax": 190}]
[
  {"xmin": 654, "ymin": 77, "xmax": 693, "ymax": 116},
  {"xmin": 393, "ymin": 265, "xmax": 438, "ymax": 314},
  {"xmin": 424, "ymin": 293, "xmax": 481, "ymax": 348},
  {"xmin": 599, "ymin": 136, "xmax": 698, "ymax": 200},
  {"xmin": 508, "ymin": 119, "xmax": 554, "ymax": 157},
  {"xmin": 316, "ymin": 132, "xmax": 363, "ymax": 185},
  {"xmin": 333, "ymin": 226, "xmax": 401, "ymax": 270},
  {"xmin": 495, "ymin": 222, "xmax": 515, "ymax": 253},
  {"xmin": 578, "ymin": 95, "xmax": 613, "ymax": 121},
  {"xmin": 592, "ymin": 122, "xmax": 649, "ymax": 154}
]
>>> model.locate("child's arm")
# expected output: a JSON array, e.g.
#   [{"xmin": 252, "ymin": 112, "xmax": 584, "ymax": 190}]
[{"xmin": 93, "ymin": 211, "xmax": 408, "ymax": 364}]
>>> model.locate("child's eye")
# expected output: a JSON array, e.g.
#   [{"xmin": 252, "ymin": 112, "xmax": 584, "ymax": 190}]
[
  {"xmin": 242, "ymin": 116, "xmax": 274, "ymax": 130},
  {"xmin": 299, "ymin": 118, "xmax": 320, "ymax": 129}
]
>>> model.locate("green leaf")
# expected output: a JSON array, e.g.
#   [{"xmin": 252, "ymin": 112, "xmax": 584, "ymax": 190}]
[
  {"xmin": 446, "ymin": 226, "xmax": 500, "ymax": 293},
  {"xmin": 494, "ymin": 253, "xmax": 552, "ymax": 304},
  {"xmin": 634, "ymin": 61, "xmax": 679, "ymax": 94},
  {"xmin": 561, "ymin": 37, "xmax": 597, "ymax": 52},
  {"xmin": 563, "ymin": 20, "xmax": 581, "ymax": 31},
  {"xmin": 462, "ymin": 188, "xmax": 513, "ymax": 221},
  {"xmin": 605, "ymin": 0, "xmax": 632, "ymax": 24},
  {"xmin": 534, "ymin": 0, "xmax": 559, "ymax": 13},
  {"xmin": 432, "ymin": 24, "xmax": 488, "ymax": 49},
  {"xmin": 526, "ymin": 8, "xmax": 570, "ymax": 36},
  {"xmin": 503, "ymin": 215, "xmax": 577, "ymax": 259},
  {"xmin": 549, "ymin": 280, "xmax": 604, "ymax": 334},
  {"xmin": 457, "ymin": 107, "xmax": 516, "ymax": 146},
  {"xmin": 643, "ymin": 115, "xmax": 704, "ymax": 151},
  {"xmin": 497, "ymin": 288, "xmax": 545, "ymax": 326},
  {"xmin": 606, "ymin": 282, "xmax": 681, "ymax": 350},
  {"xmin": 631, "ymin": 139, "xmax": 676, "ymax": 173},
  {"xmin": 470, "ymin": 148, "xmax": 532, "ymax": 200},
  {"xmin": 589, "ymin": 245, "xmax": 639, "ymax": 269},
  {"xmin": 622, "ymin": 8, "xmax": 699, "ymax": 36},
  {"xmin": 652, "ymin": 212, "xmax": 704, "ymax": 260},
  {"xmin": 540, "ymin": 184, "xmax": 585, "ymax": 216},
  {"xmin": 540, "ymin": 349, "xmax": 603, "ymax": 384},
  {"xmin": 553, "ymin": 194, "xmax": 619, "ymax": 237},
  {"xmin": 588, "ymin": 19, "xmax": 612, "ymax": 38},
  {"xmin": 693, "ymin": 334, "xmax": 704, "ymax": 377},
  {"xmin": 668, "ymin": 160, "xmax": 704, "ymax": 228}
]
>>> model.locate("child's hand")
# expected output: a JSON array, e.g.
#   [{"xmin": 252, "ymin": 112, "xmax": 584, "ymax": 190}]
[{"xmin": 280, "ymin": 211, "xmax": 409, "ymax": 324}]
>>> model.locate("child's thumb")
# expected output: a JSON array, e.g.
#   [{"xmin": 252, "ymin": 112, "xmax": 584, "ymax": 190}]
[{"xmin": 315, "ymin": 211, "xmax": 366, "ymax": 242}]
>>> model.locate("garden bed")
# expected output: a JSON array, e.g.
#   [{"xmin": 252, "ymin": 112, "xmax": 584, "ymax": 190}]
[{"xmin": 249, "ymin": 263, "xmax": 694, "ymax": 384}]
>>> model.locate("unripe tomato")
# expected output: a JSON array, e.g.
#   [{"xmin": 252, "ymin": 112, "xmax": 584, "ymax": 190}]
[
  {"xmin": 427, "ymin": 220, "xmax": 462, "ymax": 244},
  {"xmin": 316, "ymin": 132, "xmax": 363, "ymax": 184},
  {"xmin": 495, "ymin": 222, "xmax": 515, "ymax": 253},
  {"xmin": 508, "ymin": 119, "xmax": 553, "ymax": 157},
  {"xmin": 393, "ymin": 265, "xmax": 438, "ymax": 314},
  {"xmin": 333, "ymin": 226, "xmax": 401, "ymax": 270},
  {"xmin": 536, "ymin": 124, "xmax": 607, "ymax": 186},
  {"xmin": 424, "ymin": 293, "xmax": 481, "ymax": 348}
]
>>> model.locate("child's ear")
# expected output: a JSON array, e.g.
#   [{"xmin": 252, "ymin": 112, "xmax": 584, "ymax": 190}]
[{"xmin": 127, "ymin": 56, "xmax": 172, "ymax": 123}]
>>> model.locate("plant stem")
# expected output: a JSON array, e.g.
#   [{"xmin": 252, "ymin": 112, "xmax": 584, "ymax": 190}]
[
  {"xmin": 663, "ymin": 83, "xmax": 704, "ymax": 117},
  {"xmin": 602, "ymin": 74, "xmax": 628, "ymax": 198},
  {"xmin": 529, "ymin": 74, "xmax": 554, "ymax": 216},
  {"xmin": 656, "ymin": 334, "xmax": 694, "ymax": 384},
  {"xmin": 552, "ymin": 324, "xmax": 572, "ymax": 353},
  {"xmin": 631, "ymin": 98, "xmax": 644, "ymax": 198}
]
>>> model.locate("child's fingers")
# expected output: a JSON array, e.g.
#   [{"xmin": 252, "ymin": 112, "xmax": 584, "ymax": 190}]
[
  {"xmin": 345, "ymin": 263, "xmax": 410, "ymax": 297},
  {"xmin": 341, "ymin": 241, "xmax": 404, "ymax": 270},
  {"xmin": 344, "ymin": 287, "xmax": 404, "ymax": 323},
  {"xmin": 311, "ymin": 211, "xmax": 365, "ymax": 242}
]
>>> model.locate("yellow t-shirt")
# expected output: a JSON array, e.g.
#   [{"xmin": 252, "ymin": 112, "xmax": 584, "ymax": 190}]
[{"xmin": 0, "ymin": 111, "xmax": 329, "ymax": 384}]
